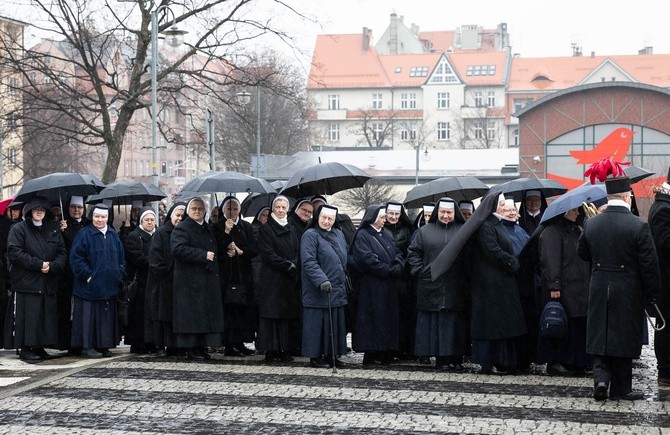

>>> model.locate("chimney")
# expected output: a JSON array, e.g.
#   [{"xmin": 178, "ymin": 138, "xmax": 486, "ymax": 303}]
[
  {"xmin": 638, "ymin": 46, "xmax": 653, "ymax": 55},
  {"xmin": 388, "ymin": 13, "xmax": 398, "ymax": 54},
  {"xmin": 362, "ymin": 27, "xmax": 372, "ymax": 52},
  {"xmin": 591, "ymin": 51, "xmax": 595, "ymax": 58}
]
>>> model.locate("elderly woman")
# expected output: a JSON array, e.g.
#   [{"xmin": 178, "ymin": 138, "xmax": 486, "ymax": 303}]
[
  {"xmin": 124, "ymin": 206, "xmax": 156, "ymax": 354},
  {"xmin": 470, "ymin": 194, "xmax": 527, "ymax": 374},
  {"xmin": 538, "ymin": 207, "xmax": 591, "ymax": 376},
  {"xmin": 352, "ymin": 205, "xmax": 404, "ymax": 365},
  {"xmin": 301, "ymin": 204, "xmax": 349, "ymax": 368},
  {"xmin": 212, "ymin": 196, "xmax": 257, "ymax": 356},
  {"xmin": 408, "ymin": 198, "xmax": 469, "ymax": 371},
  {"xmin": 147, "ymin": 202, "xmax": 186, "ymax": 358},
  {"xmin": 69, "ymin": 203, "xmax": 126, "ymax": 358},
  {"xmin": 4, "ymin": 196, "xmax": 67, "ymax": 361},
  {"xmin": 171, "ymin": 197, "xmax": 223, "ymax": 360},
  {"xmin": 257, "ymin": 196, "xmax": 301, "ymax": 362}
]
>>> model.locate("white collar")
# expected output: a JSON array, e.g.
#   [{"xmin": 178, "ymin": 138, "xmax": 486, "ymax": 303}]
[{"xmin": 607, "ymin": 199, "xmax": 631, "ymax": 210}]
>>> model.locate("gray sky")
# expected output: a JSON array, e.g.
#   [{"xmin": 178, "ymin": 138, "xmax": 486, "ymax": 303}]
[{"xmin": 298, "ymin": 0, "xmax": 670, "ymax": 59}]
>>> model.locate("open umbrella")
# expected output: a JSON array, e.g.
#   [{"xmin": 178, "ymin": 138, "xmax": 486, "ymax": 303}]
[
  {"xmin": 14, "ymin": 172, "xmax": 106, "ymax": 209},
  {"xmin": 488, "ymin": 178, "xmax": 568, "ymax": 202},
  {"xmin": 591, "ymin": 164, "xmax": 654, "ymax": 185},
  {"xmin": 0, "ymin": 197, "xmax": 14, "ymax": 216},
  {"xmin": 179, "ymin": 171, "xmax": 275, "ymax": 195},
  {"xmin": 279, "ymin": 162, "xmax": 371, "ymax": 198},
  {"xmin": 540, "ymin": 184, "xmax": 607, "ymax": 224},
  {"xmin": 240, "ymin": 192, "xmax": 296, "ymax": 218},
  {"xmin": 86, "ymin": 181, "xmax": 167, "ymax": 205},
  {"xmin": 403, "ymin": 176, "xmax": 489, "ymax": 208}
]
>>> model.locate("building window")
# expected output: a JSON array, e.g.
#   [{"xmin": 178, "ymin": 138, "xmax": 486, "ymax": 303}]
[
  {"xmin": 466, "ymin": 65, "xmax": 496, "ymax": 76},
  {"xmin": 474, "ymin": 91, "xmax": 484, "ymax": 107},
  {"xmin": 487, "ymin": 121, "xmax": 496, "ymax": 139},
  {"xmin": 372, "ymin": 122, "xmax": 384, "ymax": 140},
  {"xmin": 401, "ymin": 93, "xmax": 417, "ymax": 109},
  {"xmin": 437, "ymin": 122, "xmax": 450, "ymax": 140},
  {"xmin": 7, "ymin": 114, "xmax": 17, "ymax": 129},
  {"xmin": 124, "ymin": 159, "xmax": 130, "ymax": 177},
  {"xmin": 512, "ymin": 128, "xmax": 519, "ymax": 147},
  {"xmin": 409, "ymin": 66, "xmax": 429, "ymax": 77},
  {"xmin": 474, "ymin": 121, "xmax": 484, "ymax": 139},
  {"xmin": 429, "ymin": 59, "xmax": 458, "ymax": 83},
  {"xmin": 328, "ymin": 94, "xmax": 340, "ymax": 110},
  {"xmin": 372, "ymin": 94, "xmax": 382, "ymax": 109},
  {"xmin": 328, "ymin": 123, "xmax": 340, "ymax": 141},
  {"xmin": 513, "ymin": 98, "xmax": 533, "ymax": 113},
  {"xmin": 7, "ymin": 148, "xmax": 18, "ymax": 166},
  {"xmin": 487, "ymin": 91, "xmax": 496, "ymax": 108},
  {"xmin": 7, "ymin": 77, "xmax": 19, "ymax": 95},
  {"xmin": 437, "ymin": 92, "xmax": 450, "ymax": 109}
]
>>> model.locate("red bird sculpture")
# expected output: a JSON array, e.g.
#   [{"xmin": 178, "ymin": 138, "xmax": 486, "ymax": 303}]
[{"xmin": 569, "ymin": 127, "xmax": 635, "ymax": 164}]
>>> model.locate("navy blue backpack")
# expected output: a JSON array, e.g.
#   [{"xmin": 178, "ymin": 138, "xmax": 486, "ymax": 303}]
[{"xmin": 539, "ymin": 301, "xmax": 568, "ymax": 338}]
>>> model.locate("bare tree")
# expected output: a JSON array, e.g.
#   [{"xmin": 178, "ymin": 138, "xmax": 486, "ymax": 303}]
[
  {"xmin": 334, "ymin": 178, "xmax": 396, "ymax": 215},
  {"xmin": 353, "ymin": 108, "xmax": 394, "ymax": 148},
  {"xmin": 0, "ymin": 0, "xmax": 312, "ymax": 183}
]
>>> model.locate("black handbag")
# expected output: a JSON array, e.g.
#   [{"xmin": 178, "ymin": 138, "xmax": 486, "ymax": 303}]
[
  {"xmin": 117, "ymin": 277, "xmax": 138, "ymax": 327},
  {"xmin": 224, "ymin": 262, "xmax": 248, "ymax": 305}
]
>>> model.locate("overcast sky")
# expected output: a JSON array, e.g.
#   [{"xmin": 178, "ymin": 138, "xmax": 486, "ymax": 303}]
[{"xmin": 296, "ymin": 0, "xmax": 670, "ymax": 59}]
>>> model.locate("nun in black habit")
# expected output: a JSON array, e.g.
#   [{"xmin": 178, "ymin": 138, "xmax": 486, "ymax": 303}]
[
  {"xmin": 407, "ymin": 198, "xmax": 469, "ymax": 371},
  {"xmin": 352, "ymin": 205, "xmax": 404, "ymax": 365}
]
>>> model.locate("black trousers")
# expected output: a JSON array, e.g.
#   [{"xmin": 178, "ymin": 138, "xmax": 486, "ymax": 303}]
[
  {"xmin": 655, "ymin": 327, "xmax": 670, "ymax": 380},
  {"xmin": 592, "ymin": 355, "xmax": 632, "ymax": 397}
]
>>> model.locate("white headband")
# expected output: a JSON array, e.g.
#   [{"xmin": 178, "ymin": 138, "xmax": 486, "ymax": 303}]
[
  {"xmin": 438, "ymin": 200, "xmax": 455, "ymax": 210},
  {"xmin": 140, "ymin": 209, "xmax": 156, "ymax": 222},
  {"xmin": 504, "ymin": 199, "xmax": 515, "ymax": 208},
  {"xmin": 387, "ymin": 204, "xmax": 401, "ymax": 213},
  {"xmin": 377, "ymin": 208, "xmax": 387, "ymax": 219},
  {"xmin": 320, "ymin": 206, "xmax": 337, "ymax": 218},
  {"xmin": 92, "ymin": 207, "xmax": 108, "ymax": 217},
  {"xmin": 459, "ymin": 203, "xmax": 473, "ymax": 211},
  {"xmin": 423, "ymin": 205, "xmax": 435, "ymax": 213}
]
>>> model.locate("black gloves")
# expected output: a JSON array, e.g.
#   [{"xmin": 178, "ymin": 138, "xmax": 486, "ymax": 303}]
[
  {"xmin": 390, "ymin": 263, "xmax": 403, "ymax": 278},
  {"xmin": 319, "ymin": 281, "xmax": 332, "ymax": 293}
]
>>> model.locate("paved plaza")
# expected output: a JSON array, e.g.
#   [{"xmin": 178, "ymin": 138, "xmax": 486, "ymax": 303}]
[{"xmin": 0, "ymin": 343, "xmax": 668, "ymax": 434}]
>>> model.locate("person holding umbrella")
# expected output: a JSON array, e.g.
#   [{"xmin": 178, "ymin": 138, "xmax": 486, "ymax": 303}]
[
  {"xmin": 408, "ymin": 198, "xmax": 469, "ymax": 371},
  {"xmin": 69, "ymin": 203, "xmax": 126, "ymax": 358},
  {"xmin": 147, "ymin": 202, "xmax": 186, "ymax": 358},
  {"xmin": 300, "ymin": 204, "xmax": 349, "ymax": 369},
  {"xmin": 4, "ymin": 196, "xmax": 67, "ymax": 361},
  {"xmin": 171, "ymin": 197, "xmax": 223, "ymax": 360},
  {"xmin": 212, "ymin": 196, "xmax": 257, "ymax": 356},
  {"xmin": 124, "ymin": 207, "xmax": 157, "ymax": 354}
]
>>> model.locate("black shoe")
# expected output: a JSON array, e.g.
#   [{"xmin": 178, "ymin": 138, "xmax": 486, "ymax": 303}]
[
  {"xmin": 610, "ymin": 391, "xmax": 644, "ymax": 401},
  {"xmin": 418, "ymin": 356, "xmax": 431, "ymax": 365},
  {"xmin": 309, "ymin": 357, "xmax": 330, "ymax": 368},
  {"xmin": 224, "ymin": 346, "xmax": 242, "ymax": 357},
  {"xmin": 156, "ymin": 349, "xmax": 169, "ymax": 358},
  {"xmin": 19, "ymin": 348, "xmax": 42, "ymax": 361},
  {"xmin": 481, "ymin": 365, "xmax": 507, "ymax": 375},
  {"xmin": 452, "ymin": 363, "xmax": 465, "ymax": 372},
  {"xmin": 235, "ymin": 343, "xmax": 254, "ymax": 356},
  {"xmin": 97, "ymin": 348, "xmax": 112, "ymax": 357},
  {"xmin": 547, "ymin": 362, "xmax": 575, "ymax": 376},
  {"xmin": 66, "ymin": 348, "xmax": 82, "ymax": 357},
  {"xmin": 593, "ymin": 382, "xmax": 608, "ymax": 401},
  {"xmin": 279, "ymin": 352, "xmax": 294, "ymax": 362},
  {"xmin": 33, "ymin": 348, "xmax": 52, "ymax": 359},
  {"xmin": 362, "ymin": 352, "xmax": 377, "ymax": 366},
  {"xmin": 264, "ymin": 351, "xmax": 278, "ymax": 363},
  {"xmin": 81, "ymin": 348, "xmax": 103, "ymax": 359},
  {"xmin": 187, "ymin": 348, "xmax": 206, "ymax": 360},
  {"xmin": 659, "ymin": 377, "xmax": 670, "ymax": 387}
]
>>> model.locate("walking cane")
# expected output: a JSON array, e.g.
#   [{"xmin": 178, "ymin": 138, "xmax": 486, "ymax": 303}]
[{"xmin": 327, "ymin": 290, "xmax": 337, "ymax": 374}]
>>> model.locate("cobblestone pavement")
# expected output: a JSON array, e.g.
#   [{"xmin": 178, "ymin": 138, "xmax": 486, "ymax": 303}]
[{"xmin": 0, "ymin": 343, "xmax": 668, "ymax": 434}]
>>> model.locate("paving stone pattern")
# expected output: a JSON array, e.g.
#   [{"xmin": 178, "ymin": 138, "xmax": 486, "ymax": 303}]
[{"xmin": 0, "ymin": 345, "xmax": 668, "ymax": 434}]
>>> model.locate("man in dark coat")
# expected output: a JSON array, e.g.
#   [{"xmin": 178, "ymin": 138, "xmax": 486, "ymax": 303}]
[
  {"xmin": 578, "ymin": 176, "xmax": 661, "ymax": 400},
  {"xmin": 257, "ymin": 195, "xmax": 301, "ymax": 362},
  {"xmin": 644, "ymin": 168, "xmax": 670, "ymax": 386},
  {"xmin": 408, "ymin": 198, "xmax": 469, "ymax": 371},
  {"xmin": 170, "ymin": 197, "xmax": 223, "ymax": 360}
]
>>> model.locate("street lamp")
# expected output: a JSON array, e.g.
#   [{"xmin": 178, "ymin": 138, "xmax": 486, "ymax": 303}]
[
  {"xmin": 150, "ymin": 5, "xmax": 187, "ymax": 188},
  {"xmin": 414, "ymin": 146, "xmax": 429, "ymax": 186},
  {"xmin": 237, "ymin": 88, "xmax": 261, "ymax": 177}
]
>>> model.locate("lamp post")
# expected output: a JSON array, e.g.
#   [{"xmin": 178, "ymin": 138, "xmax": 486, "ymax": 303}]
[
  {"xmin": 237, "ymin": 88, "xmax": 261, "ymax": 177},
  {"xmin": 414, "ymin": 146, "xmax": 429, "ymax": 186},
  {"xmin": 150, "ymin": 5, "xmax": 186, "ymax": 188}
]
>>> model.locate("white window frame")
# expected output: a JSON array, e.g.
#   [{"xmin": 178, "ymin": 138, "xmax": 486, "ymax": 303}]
[
  {"xmin": 328, "ymin": 123, "xmax": 340, "ymax": 141},
  {"xmin": 328, "ymin": 94, "xmax": 340, "ymax": 110},
  {"xmin": 474, "ymin": 121, "xmax": 484, "ymax": 139},
  {"xmin": 372, "ymin": 93, "xmax": 382, "ymax": 109},
  {"xmin": 486, "ymin": 121, "xmax": 496, "ymax": 140},
  {"xmin": 474, "ymin": 91, "xmax": 484, "ymax": 107},
  {"xmin": 372, "ymin": 122, "xmax": 384, "ymax": 140},
  {"xmin": 437, "ymin": 122, "xmax": 450, "ymax": 140},
  {"xmin": 487, "ymin": 91, "xmax": 496, "ymax": 108},
  {"xmin": 437, "ymin": 92, "xmax": 450, "ymax": 109}
]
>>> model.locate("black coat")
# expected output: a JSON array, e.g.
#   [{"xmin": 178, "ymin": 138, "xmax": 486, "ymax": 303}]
[
  {"xmin": 212, "ymin": 218, "xmax": 257, "ymax": 307},
  {"xmin": 351, "ymin": 226, "xmax": 402, "ymax": 351},
  {"xmin": 383, "ymin": 222, "xmax": 414, "ymax": 255},
  {"xmin": 147, "ymin": 221, "xmax": 176, "ymax": 323},
  {"xmin": 648, "ymin": 193, "xmax": 670, "ymax": 317},
  {"xmin": 258, "ymin": 217, "xmax": 300, "ymax": 319},
  {"xmin": 288, "ymin": 213, "xmax": 309, "ymax": 240},
  {"xmin": 170, "ymin": 218, "xmax": 223, "ymax": 334},
  {"xmin": 408, "ymin": 221, "xmax": 468, "ymax": 312},
  {"xmin": 125, "ymin": 227, "xmax": 153, "ymax": 345},
  {"xmin": 538, "ymin": 217, "xmax": 590, "ymax": 317},
  {"xmin": 469, "ymin": 215, "xmax": 526, "ymax": 340},
  {"xmin": 578, "ymin": 205, "xmax": 662, "ymax": 358},
  {"xmin": 7, "ymin": 220, "xmax": 67, "ymax": 295}
]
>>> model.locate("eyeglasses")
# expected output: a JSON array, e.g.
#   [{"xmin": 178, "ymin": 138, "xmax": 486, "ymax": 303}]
[
  {"xmin": 189, "ymin": 207, "xmax": 205, "ymax": 212},
  {"xmin": 298, "ymin": 207, "xmax": 313, "ymax": 214}
]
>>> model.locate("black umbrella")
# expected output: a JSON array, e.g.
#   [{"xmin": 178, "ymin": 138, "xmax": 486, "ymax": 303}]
[
  {"xmin": 14, "ymin": 172, "xmax": 106, "ymax": 207},
  {"xmin": 488, "ymin": 178, "xmax": 568, "ymax": 202},
  {"xmin": 86, "ymin": 181, "xmax": 167, "ymax": 205},
  {"xmin": 403, "ymin": 176, "xmax": 489, "ymax": 208},
  {"xmin": 179, "ymin": 171, "xmax": 275, "ymax": 195},
  {"xmin": 591, "ymin": 164, "xmax": 654, "ymax": 185},
  {"xmin": 279, "ymin": 162, "xmax": 372, "ymax": 198}
]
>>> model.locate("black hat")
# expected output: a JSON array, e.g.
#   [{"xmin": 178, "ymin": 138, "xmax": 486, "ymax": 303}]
[{"xmin": 605, "ymin": 176, "xmax": 631, "ymax": 194}]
